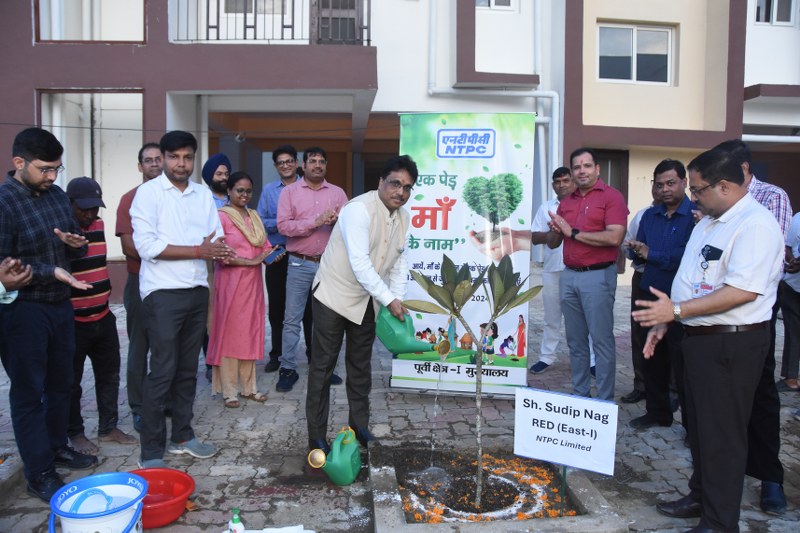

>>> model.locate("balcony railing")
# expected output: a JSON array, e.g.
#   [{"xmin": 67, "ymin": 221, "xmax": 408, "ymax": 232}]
[{"xmin": 172, "ymin": 0, "xmax": 371, "ymax": 45}]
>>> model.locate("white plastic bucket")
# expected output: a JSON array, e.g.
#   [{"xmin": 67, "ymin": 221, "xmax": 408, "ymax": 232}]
[{"xmin": 49, "ymin": 472, "xmax": 148, "ymax": 533}]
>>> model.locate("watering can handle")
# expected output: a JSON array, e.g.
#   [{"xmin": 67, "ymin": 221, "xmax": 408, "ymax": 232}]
[
  {"xmin": 68, "ymin": 487, "xmax": 113, "ymax": 513},
  {"xmin": 50, "ymin": 501, "xmax": 143, "ymax": 533}
]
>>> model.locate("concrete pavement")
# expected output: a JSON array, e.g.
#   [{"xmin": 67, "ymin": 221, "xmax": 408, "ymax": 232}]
[{"xmin": 1, "ymin": 265, "xmax": 799, "ymax": 532}]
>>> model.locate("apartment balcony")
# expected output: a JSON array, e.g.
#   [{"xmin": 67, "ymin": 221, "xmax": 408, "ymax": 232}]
[{"xmin": 172, "ymin": 0, "xmax": 371, "ymax": 45}]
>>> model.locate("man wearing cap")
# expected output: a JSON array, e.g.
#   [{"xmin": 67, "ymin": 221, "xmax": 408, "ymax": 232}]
[
  {"xmin": 66, "ymin": 177, "xmax": 137, "ymax": 455},
  {"xmin": 0, "ymin": 128, "xmax": 97, "ymax": 503},
  {"xmin": 202, "ymin": 153, "xmax": 232, "ymax": 209}
]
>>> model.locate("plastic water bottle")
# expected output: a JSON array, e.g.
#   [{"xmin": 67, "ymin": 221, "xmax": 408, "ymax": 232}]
[{"xmin": 228, "ymin": 508, "xmax": 245, "ymax": 533}]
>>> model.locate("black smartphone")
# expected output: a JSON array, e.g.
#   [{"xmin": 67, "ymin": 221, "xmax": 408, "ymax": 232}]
[{"xmin": 263, "ymin": 244, "xmax": 286, "ymax": 265}]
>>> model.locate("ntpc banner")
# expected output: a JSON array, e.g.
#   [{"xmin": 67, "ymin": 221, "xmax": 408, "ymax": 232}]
[{"xmin": 390, "ymin": 113, "xmax": 535, "ymax": 395}]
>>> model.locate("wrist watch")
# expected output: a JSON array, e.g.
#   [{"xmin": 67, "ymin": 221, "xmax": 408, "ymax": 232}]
[
  {"xmin": 571, "ymin": 228, "xmax": 580, "ymax": 240},
  {"xmin": 673, "ymin": 302, "xmax": 682, "ymax": 322}
]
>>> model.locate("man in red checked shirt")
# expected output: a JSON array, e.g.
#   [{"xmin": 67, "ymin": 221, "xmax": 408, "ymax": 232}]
[{"xmin": 546, "ymin": 147, "xmax": 628, "ymax": 401}]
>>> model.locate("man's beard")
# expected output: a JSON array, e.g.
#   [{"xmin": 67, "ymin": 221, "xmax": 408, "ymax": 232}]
[{"xmin": 211, "ymin": 180, "xmax": 228, "ymax": 194}]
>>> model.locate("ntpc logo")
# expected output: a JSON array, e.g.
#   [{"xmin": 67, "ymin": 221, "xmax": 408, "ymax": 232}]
[{"xmin": 436, "ymin": 129, "xmax": 495, "ymax": 158}]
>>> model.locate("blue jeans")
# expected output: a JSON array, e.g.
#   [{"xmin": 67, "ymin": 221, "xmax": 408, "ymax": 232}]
[
  {"xmin": 124, "ymin": 273, "xmax": 149, "ymax": 416},
  {"xmin": 280, "ymin": 257, "xmax": 318, "ymax": 371},
  {"xmin": 0, "ymin": 299, "xmax": 75, "ymax": 480},
  {"xmin": 560, "ymin": 265, "xmax": 617, "ymax": 401}
]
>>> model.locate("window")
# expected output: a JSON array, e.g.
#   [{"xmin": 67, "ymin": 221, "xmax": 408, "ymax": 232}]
[
  {"xmin": 755, "ymin": 0, "xmax": 794, "ymax": 24},
  {"xmin": 476, "ymin": 0, "xmax": 513, "ymax": 8},
  {"xmin": 598, "ymin": 25, "xmax": 671, "ymax": 84},
  {"xmin": 224, "ymin": 0, "xmax": 286, "ymax": 15},
  {"xmin": 37, "ymin": 0, "xmax": 144, "ymax": 42}
]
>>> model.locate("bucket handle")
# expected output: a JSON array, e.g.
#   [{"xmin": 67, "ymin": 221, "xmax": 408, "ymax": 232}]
[
  {"xmin": 50, "ymin": 500, "xmax": 143, "ymax": 533},
  {"xmin": 68, "ymin": 488, "xmax": 113, "ymax": 514}
]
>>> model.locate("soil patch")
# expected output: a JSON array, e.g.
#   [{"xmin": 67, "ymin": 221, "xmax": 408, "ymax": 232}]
[{"xmin": 390, "ymin": 447, "xmax": 579, "ymax": 523}]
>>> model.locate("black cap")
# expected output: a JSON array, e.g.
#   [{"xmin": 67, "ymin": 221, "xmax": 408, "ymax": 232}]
[{"xmin": 66, "ymin": 177, "xmax": 105, "ymax": 209}]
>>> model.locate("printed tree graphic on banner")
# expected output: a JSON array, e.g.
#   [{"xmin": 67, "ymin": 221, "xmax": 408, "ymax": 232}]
[{"xmin": 463, "ymin": 173, "xmax": 523, "ymax": 242}]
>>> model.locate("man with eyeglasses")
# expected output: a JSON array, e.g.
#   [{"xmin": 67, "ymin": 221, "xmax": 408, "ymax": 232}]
[
  {"xmin": 0, "ymin": 127, "xmax": 99, "ymax": 502},
  {"xmin": 713, "ymin": 139, "xmax": 791, "ymax": 515},
  {"xmin": 307, "ymin": 155, "xmax": 418, "ymax": 453},
  {"xmin": 633, "ymin": 149, "xmax": 783, "ymax": 532},
  {"xmin": 625, "ymin": 160, "xmax": 695, "ymax": 432},
  {"xmin": 275, "ymin": 147, "xmax": 348, "ymax": 393},
  {"xmin": 116, "ymin": 142, "xmax": 162, "ymax": 433},
  {"xmin": 256, "ymin": 145, "xmax": 312, "ymax": 375}
]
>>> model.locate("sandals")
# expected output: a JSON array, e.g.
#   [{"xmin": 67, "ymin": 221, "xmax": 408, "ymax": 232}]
[
  {"xmin": 241, "ymin": 392, "xmax": 268, "ymax": 403},
  {"xmin": 224, "ymin": 398, "xmax": 240, "ymax": 408}
]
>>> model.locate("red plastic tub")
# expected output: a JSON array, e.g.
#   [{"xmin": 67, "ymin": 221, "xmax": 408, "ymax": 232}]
[{"xmin": 131, "ymin": 468, "xmax": 195, "ymax": 529}]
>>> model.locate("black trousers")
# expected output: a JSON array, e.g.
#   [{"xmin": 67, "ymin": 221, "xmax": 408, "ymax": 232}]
[
  {"xmin": 306, "ymin": 297, "xmax": 375, "ymax": 440},
  {"xmin": 0, "ymin": 299, "xmax": 74, "ymax": 480},
  {"xmin": 264, "ymin": 254, "xmax": 312, "ymax": 360},
  {"xmin": 685, "ymin": 328, "xmax": 768, "ymax": 532},
  {"xmin": 640, "ymin": 321, "xmax": 685, "ymax": 426},
  {"xmin": 629, "ymin": 271, "xmax": 647, "ymax": 393},
  {"xmin": 124, "ymin": 273, "xmax": 149, "ymax": 416},
  {"xmin": 140, "ymin": 287, "xmax": 208, "ymax": 460},
  {"xmin": 744, "ymin": 297, "xmax": 783, "ymax": 485},
  {"xmin": 780, "ymin": 280, "xmax": 800, "ymax": 380},
  {"xmin": 68, "ymin": 311, "xmax": 122, "ymax": 437}
]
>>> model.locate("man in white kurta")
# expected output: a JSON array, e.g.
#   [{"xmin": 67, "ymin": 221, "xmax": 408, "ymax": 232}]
[{"xmin": 306, "ymin": 155, "xmax": 417, "ymax": 453}]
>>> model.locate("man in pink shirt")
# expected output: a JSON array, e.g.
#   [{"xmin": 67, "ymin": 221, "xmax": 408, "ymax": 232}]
[{"xmin": 275, "ymin": 147, "xmax": 348, "ymax": 392}]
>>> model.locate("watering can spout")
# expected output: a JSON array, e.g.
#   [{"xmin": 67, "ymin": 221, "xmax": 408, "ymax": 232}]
[{"xmin": 307, "ymin": 427, "xmax": 362, "ymax": 486}]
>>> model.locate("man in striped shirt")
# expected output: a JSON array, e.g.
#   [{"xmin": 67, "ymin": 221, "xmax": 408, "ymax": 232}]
[{"xmin": 66, "ymin": 177, "xmax": 136, "ymax": 455}]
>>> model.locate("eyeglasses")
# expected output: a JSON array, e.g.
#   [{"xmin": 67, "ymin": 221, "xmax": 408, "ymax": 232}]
[
  {"xmin": 142, "ymin": 157, "xmax": 162, "ymax": 165},
  {"xmin": 384, "ymin": 179, "xmax": 414, "ymax": 193},
  {"xmin": 651, "ymin": 179, "xmax": 680, "ymax": 190},
  {"xmin": 275, "ymin": 159, "xmax": 296, "ymax": 167},
  {"xmin": 232, "ymin": 188, "xmax": 253, "ymax": 195},
  {"xmin": 306, "ymin": 158, "xmax": 327, "ymax": 165},
  {"xmin": 689, "ymin": 183, "xmax": 714, "ymax": 196},
  {"xmin": 26, "ymin": 160, "xmax": 65, "ymax": 177}
]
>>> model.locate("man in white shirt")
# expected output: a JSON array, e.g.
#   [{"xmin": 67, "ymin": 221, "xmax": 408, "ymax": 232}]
[
  {"xmin": 529, "ymin": 167, "xmax": 576, "ymax": 373},
  {"xmin": 306, "ymin": 155, "xmax": 416, "ymax": 453},
  {"xmin": 633, "ymin": 148, "xmax": 783, "ymax": 532},
  {"xmin": 130, "ymin": 131, "xmax": 234, "ymax": 468}
]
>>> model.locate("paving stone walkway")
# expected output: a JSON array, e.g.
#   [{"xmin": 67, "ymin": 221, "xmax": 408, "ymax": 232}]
[{"xmin": 0, "ymin": 265, "xmax": 798, "ymax": 532}]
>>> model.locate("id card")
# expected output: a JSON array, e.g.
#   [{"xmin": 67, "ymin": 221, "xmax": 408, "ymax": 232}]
[{"xmin": 692, "ymin": 282, "xmax": 714, "ymax": 297}]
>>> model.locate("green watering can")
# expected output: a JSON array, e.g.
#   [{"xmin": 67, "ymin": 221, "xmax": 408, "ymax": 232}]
[
  {"xmin": 307, "ymin": 427, "xmax": 362, "ymax": 486},
  {"xmin": 375, "ymin": 305, "xmax": 435, "ymax": 355}
]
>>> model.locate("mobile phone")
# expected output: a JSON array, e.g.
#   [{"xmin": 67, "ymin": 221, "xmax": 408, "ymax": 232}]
[{"xmin": 263, "ymin": 244, "xmax": 286, "ymax": 265}]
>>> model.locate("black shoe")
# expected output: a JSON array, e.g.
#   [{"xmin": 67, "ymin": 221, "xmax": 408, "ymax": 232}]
[
  {"xmin": 308, "ymin": 438, "xmax": 331, "ymax": 455},
  {"xmin": 330, "ymin": 373, "xmax": 343, "ymax": 385},
  {"xmin": 656, "ymin": 495, "xmax": 702, "ymax": 518},
  {"xmin": 132, "ymin": 413, "xmax": 142, "ymax": 433},
  {"xmin": 53, "ymin": 445, "xmax": 98, "ymax": 470},
  {"xmin": 352, "ymin": 426, "xmax": 380, "ymax": 448},
  {"xmin": 276, "ymin": 368, "xmax": 299, "ymax": 392},
  {"xmin": 621, "ymin": 390, "xmax": 646, "ymax": 403},
  {"xmin": 760, "ymin": 481, "xmax": 787, "ymax": 515},
  {"xmin": 264, "ymin": 359, "xmax": 280, "ymax": 373},
  {"xmin": 629, "ymin": 413, "xmax": 672, "ymax": 430},
  {"xmin": 26, "ymin": 469, "xmax": 65, "ymax": 503}
]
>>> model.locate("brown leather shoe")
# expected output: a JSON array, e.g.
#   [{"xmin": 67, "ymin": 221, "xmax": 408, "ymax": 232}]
[
  {"xmin": 656, "ymin": 495, "xmax": 702, "ymax": 518},
  {"xmin": 98, "ymin": 427, "xmax": 137, "ymax": 445}
]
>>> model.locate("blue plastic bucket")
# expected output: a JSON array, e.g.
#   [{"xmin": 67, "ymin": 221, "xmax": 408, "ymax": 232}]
[{"xmin": 49, "ymin": 472, "xmax": 148, "ymax": 533}]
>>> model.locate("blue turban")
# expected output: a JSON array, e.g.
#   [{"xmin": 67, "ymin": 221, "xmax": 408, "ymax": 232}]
[{"xmin": 201, "ymin": 153, "xmax": 232, "ymax": 186}]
